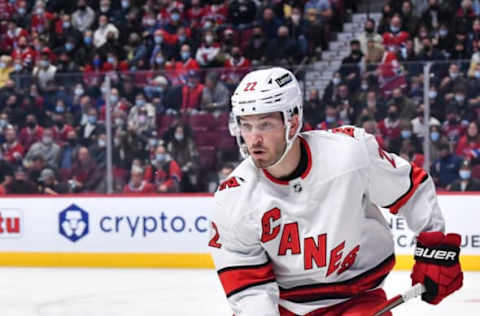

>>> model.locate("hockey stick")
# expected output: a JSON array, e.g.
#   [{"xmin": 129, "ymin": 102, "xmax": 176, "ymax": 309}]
[{"xmin": 372, "ymin": 283, "xmax": 426, "ymax": 316}]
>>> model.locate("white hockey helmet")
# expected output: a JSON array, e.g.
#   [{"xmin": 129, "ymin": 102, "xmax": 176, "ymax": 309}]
[{"xmin": 230, "ymin": 67, "xmax": 303, "ymax": 166}]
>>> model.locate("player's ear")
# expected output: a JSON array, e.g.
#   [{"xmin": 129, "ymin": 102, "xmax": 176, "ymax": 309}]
[{"xmin": 288, "ymin": 114, "xmax": 299, "ymax": 139}]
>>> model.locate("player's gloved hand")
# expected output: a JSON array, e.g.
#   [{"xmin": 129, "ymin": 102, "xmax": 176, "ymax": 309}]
[{"xmin": 411, "ymin": 231, "xmax": 463, "ymax": 304}]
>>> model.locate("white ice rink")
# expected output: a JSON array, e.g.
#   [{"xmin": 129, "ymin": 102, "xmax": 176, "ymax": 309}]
[{"xmin": 0, "ymin": 268, "xmax": 477, "ymax": 316}]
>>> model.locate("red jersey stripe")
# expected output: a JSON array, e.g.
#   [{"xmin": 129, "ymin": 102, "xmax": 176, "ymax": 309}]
[
  {"xmin": 279, "ymin": 254, "xmax": 395, "ymax": 303},
  {"xmin": 386, "ymin": 163, "xmax": 429, "ymax": 214},
  {"xmin": 218, "ymin": 260, "xmax": 276, "ymax": 297}
]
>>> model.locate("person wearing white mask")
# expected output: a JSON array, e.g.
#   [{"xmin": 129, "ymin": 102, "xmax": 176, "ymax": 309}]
[
  {"xmin": 24, "ymin": 128, "xmax": 61, "ymax": 170},
  {"xmin": 448, "ymin": 160, "xmax": 480, "ymax": 191},
  {"xmin": 93, "ymin": 14, "xmax": 119, "ymax": 48},
  {"xmin": 195, "ymin": 31, "xmax": 220, "ymax": 67}
]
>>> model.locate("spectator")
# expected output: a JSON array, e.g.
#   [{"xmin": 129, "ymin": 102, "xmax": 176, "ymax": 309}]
[
  {"xmin": 389, "ymin": 119, "xmax": 422, "ymax": 155},
  {"xmin": 228, "ymin": 0, "xmax": 256, "ymax": 27},
  {"xmin": 0, "ymin": 55, "xmax": 13, "ymax": 88},
  {"xmin": 2, "ymin": 126, "xmax": 24, "ymax": 165},
  {"xmin": 382, "ymin": 14, "xmax": 409, "ymax": 52},
  {"xmin": 433, "ymin": 22, "xmax": 455, "ymax": 58},
  {"xmin": 456, "ymin": 121, "xmax": 480, "ymax": 161},
  {"xmin": 421, "ymin": 0, "xmax": 447, "ymax": 31},
  {"xmin": 0, "ymin": 147, "xmax": 13, "ymax": 188},
  {"xmin": 93, "ymin": 15, "xmax": 119, "ymax": 49},
  {"xmin": 411, "ymin": 104, "xmax": 441, "ymax": 139},
  {"xmin": 71, "ymin": 0, "xmax": 96, "ymax": 33},
  {"xmin": 123, "ymin": 165, "xmax": 155, "ymax": 194},
  {"xmin": 201, "ymin": 72, "xmax": 230, "ymax": 112},
  {"xmin": 167, "ymin": 124, "xmax": 199, "ymax": 192},
  {"xmin": 68, "ymin": 146, "xmax": 103, "ymax": 193},
  {"xmin": 316, "ymin": 104, "xmax": 343, "ymax": 130},
  {"xmin": 52, "ymin": 13, "xmax": 83, "ymax": 51},
  {"xmin": 364, "ymin": 38, "xmax": 385, "ymax": 67},
  {"xmin": 448, "ymin": 160, "xmax": 480, "ymax": 191},
  {"xmin": 149, "ymin": 29, "xmax": 176, "ymax": 64},
  {"xmin": 38, "ymin": 168, "xmax": 67, "ymax": 194},
  {"xmin": 303, "ymin": 89, "xmax": 323, "ymax": 129},
  {"xmin": 442, "ymin": 106, "xmax": 467, "ymax": 144},
  {"xmin": 389, "ymin": 87, "xmax": 416, "ymax": 120},
  {"xmin": 285, "ymin": 7, "xmax": 309, "ymax": 57},
  {"xmin": 144, "ymin": 144, "xmax": 182, "ymax": 193},
  {"xmin": 244, "ymin": 27, "xmax": 268, "ymax": 65},
  {"xmin": 19, "ymin": 114, "xmax": 44, "ymax": 152},
  {"xmin": 32, "ymin": 52, "xmax": 57, "ymax": 93},
  {"xmin": 173, "ymin": 44, "xmax": 199, "ymax": 84},
  {"xmin": 79, "ymin": 107, "xmax": 101, "ymax": 146},
  {"xmin": 378, "ymin": 3, "xmax": 394, "ymax": 34},
  {"xmin": 358, "ymin": 18, "xmax": 383, "ymax": 55},
  {"xmin": 266, "ymin": 25, "xmax": 301, "ymax": 65},
  {"xmin": 340, "ymin": 39, "xmax": 363, "ymax": 88},
  {"xmin": 5, "ymin": 166, "xmax": 38, "ymax": 194},
  {"xmin": 195, "ymin": 30, "xmax": 221, "ymax": 67},
  {"xmin": 431, "ymin": 141, "xmax": 463, "ymax": 188},
  {"xmin": 207, "ymin": 162, "xmax": 235, "ymax": 193},
  {"xmin": 413, "ymin": 24, "xmax": 430, "ymax": 55},
  {"xmin": 58, "ymin": 130, "xmax": 80, "ymax": 178},
  {"xmin": 417, "ymin": 36, "xmax": 444, "ymax": 61},
  {"xmin": 127, "ymin": 93, "xmax": 156, "ymax": 136},
  {"xmin": 259, "ymin": 7, "xmax": 282, "ymax": 39},
  {"xmin": 181, "ymin": 71, "xmax": 204, "ymax": 114},
  {"xmin": 88, "ymin": 129, "xmax": 107, "ymax": 170},
  {"xmin": 400, "ymin": 1, "xmax": 419, "ymax": 35},
  {"xmin": 304, "ymin": 0, "xmax": 333, "ymax": 28},
  {"xmin": 378, "ymin": 104, "xmax": 402, "ymax": 144},
  {"xmin": 221, "ymin": 46, "xmax": 251, "ymax": 90},
  {"xmin": 24, "ymin": 128, "xmax": 60, "ymax": 170},
  {"xmin": 26, "ymin": 153, "xmax": 46, "ymax": 187},
  {"xmin": 357, "ymin": 90, "xmax": 387, "ymax": 123},
  {"xmin": 362, "ymin": 117, "xmax": 385, "ymax": 149},
  {"xmin": 429, "ymin": 124, "xmax": 448, "ymax": 163}
]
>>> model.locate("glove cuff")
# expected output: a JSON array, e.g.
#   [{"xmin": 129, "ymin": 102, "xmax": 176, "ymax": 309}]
[{"xmin": 414, "ymin": 241, "xmax": 460, "ymax": 267}]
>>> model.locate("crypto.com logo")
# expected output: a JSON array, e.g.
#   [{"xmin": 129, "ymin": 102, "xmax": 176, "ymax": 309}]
[{"xmin": 59, "ymin": 204, "xmax": 89, "ymax": 242}]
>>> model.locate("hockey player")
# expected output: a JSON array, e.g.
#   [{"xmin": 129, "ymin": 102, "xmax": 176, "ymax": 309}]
[{"xmin": 208, "ymin": 67, "xmax": 463, "ymax": 315}]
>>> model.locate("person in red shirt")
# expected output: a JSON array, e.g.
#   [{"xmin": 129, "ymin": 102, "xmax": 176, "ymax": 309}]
[
  {"xmin": 377, "ymin": 104, "xmax": 402, "ymax": 142},
  {"xmin": 456, "ymin": 121, "xmax": 480, "ymax": 160},
  {"xmin": 186, "ymin": 0, "xmax": 206, "ymax": 29},
  {"xmin": 171, "ymin": 44, "xmax": 199, "ymax": 85},
  {"xmin": 10, "ymin": 36, "xmax": 35, "ymax": 63},
  {"xmin": 30, "ymin": 2, "xmax": 55, "ymax": 35},
  {"xmin": 144, "ymin": 144, "xmax": 182, "ymax": 193},
  {"xmin": 19, "ymin": 114, "xmax": 44, "ymax": 152},
  {"xmin": 181, "ymin": 71, "xmax": 204, "ymax": 114},
  {"xmin": 221, "ymin": 46, "xmax": 251, "ymax": 89},
  {"xmin": 2, "ymin": 126, "xmax": 24, "ymax": 165},
  {"xmin": 382, "ymin": 14, "xmax": 409, "ymax": 52},
  {"xmin": 123, "ymin": 165, "xmax": 155, "ymax": 194}
]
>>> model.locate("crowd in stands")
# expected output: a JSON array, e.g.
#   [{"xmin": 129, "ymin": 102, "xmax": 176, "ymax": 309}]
[
  {"xmin": 0, "ymin": 0, "xmax": 353, "ymax": 194},
  {"xmin": 313, "ymin": 0, "xmax": 480, "ymax": 192},
  {"xmin": 1, "ymin": 0, "xmax": 480, "ymax": 194}
]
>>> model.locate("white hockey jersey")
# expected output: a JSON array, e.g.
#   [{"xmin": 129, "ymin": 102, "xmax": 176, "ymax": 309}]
[{"xmin": 209, "ymin": 127, "xmax": 445, "ymax": 316}]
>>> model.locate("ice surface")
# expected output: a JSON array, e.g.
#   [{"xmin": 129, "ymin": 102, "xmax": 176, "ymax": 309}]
[{"xmin": 0, "ymin": 268, "xmax": 477, "ymax": 315}]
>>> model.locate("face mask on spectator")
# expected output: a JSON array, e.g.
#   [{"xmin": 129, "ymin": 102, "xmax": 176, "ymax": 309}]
[
  {"xmin": 75, "ymin": 88, "xmax": 84, "ymax": 96},
  {"xmin": 63, "ymin": 22, "xmax": 70, "ymax": 29},
  {"xmin": 36, "ymin": 7, "xmax": 44, "ymax": 15},
  {"xmin": 455, "ymin": 94, "xmax": 465, "ymax": 103},
  {"xmin": 40, "ymin": 60, "xmax": 49, "ymax": 67},
  {"xmin": 450, "ymin": 71, "xmax": 458, "ymax": 79},
  {"xmin": 154, "ymin": 36, "xmax": 163, "ymax": 44},
  {"xmin": 88, "ymin": 115, "xmax": 97, "ymax": 124},
  {"xmin": 65, "ymin": 43, "xmax": 74, "ymax": 51},
  {"xmin": 98, "ymin": 139, "xmax": 106, "ymax": 147},
  {"xmin": 136, "ymin": 99, "xmax": 146, "ymax": 107},
  {"xmin": 361, "ymin": 83, "xmax": 368, "ymax": 90},
  {"xmin": 171, "ymin": 13, "xmax": 180, "ymax": 22},
  {"xmin": 459, "ymin": 170, "xmax": 471, "ymax": 180},
  {"xmin": 291, "ymin": 14, "xmax": 301, "ymax": 24},
  {"xmin": 325, "ymin": 116, "xmax": 335, "ymax": 123},
  {"xmin": 110, "ymin": 95, "xmax": 119, "ymax": 103},
  {"xmin": 18, "ymin": 8, "xmax": 26, "ymax": 15},
  {"xmin": 107, "ymin": 56, "xmax": 115, "ymax": 64},
  {"xmin": 203, "ymin": 21, "xmax": 212, "ymax": 30},
  {"xmin": 0, "ymin": 119, "xmax": 7, "ymax": 128},
  {"xmin": 174, "ymin": 133, "xmax": 184, "ymax": 141},
  {"xmin": 181, "ymin": 51, "xmax": 190, "ymax": 60},
  {"xmin": 115, "ymin": 118, "xmax": 124, "ymax": 126},
  {"xmin": 156, "ymin": 86, "xmax": 164, "ymax": 93},
  {"xmin": 114, "ymin": 138, "xmax": 121, "ymax": 146},
  {"xmin": 428, "ymin": 90, "xmax": 437, "ymax": 99},
  {"xmin": 56, "ymin": 105, "xmax": 65, "ymax": 113},
  {"xmin": 156, "ymin": 153, "xmax": 166, "ymax": 162},
  {"xmin": 149, "ymin": 139, "xmax": 157, "ymax": 147},
  {"xmin": 139, "ymin": 115, "xmax": 147, "ymax": 123},
  {"xmin": 332, "ymin": 77, "xmax": 341, "ymax": 85},
  {"xmin": 14, "ymin": 63, "xmax": 22, "ymax": 71},
  {"xmin": 0, "ymin": 62, "xmax": 5, "ymax": 69},
  {"xmin": 439, "ymin": 29, "xmax": 448, "ymax": 37},
  {"xmin": 178, "ymin": 35, "xmax": 186, "ymax": 43},
  {"xmin": 475, "ymin": 71, "xmax": 480, "ymax": 79},
  {"xmin": 42, "ymin": 136, "xmax": 52, "ymax": 145},
  {"xmin": 155, "ymin": 57, "xmax": 164, "ymax": 64},
  {"xmin": 145, "ymin": 19, "xmax": 155, "ymax": 26},
  {"xmin": 100, "ymin": 6, "xmax": 109, "ymax": 13},
  {"xmin": 84, "ymin": 37, "xmax": 92, "ymax": 45},
  {"xmin": 390, "ymin": 25, "xmax": 400, "ymax": 33},
  {"xmin": 431, "ymin": 131, "xmax": 440, "ymax": 142},
  {"xmin": 93, "ymin": 57, "xmax": 102, "ymax": 67},
  {"xmin": 401, "ymin": 130, "xmax": 412, "ymax": 139},
  {"xmin": 205, "ymin": 35, "xmax": 214, "ymax": 44},
  {"xmin": 121, "ymin": 0, "xmax": 129, "ymax": 9}
]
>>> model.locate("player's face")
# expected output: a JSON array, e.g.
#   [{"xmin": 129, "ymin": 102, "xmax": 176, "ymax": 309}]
[{"xmin": 239, "ymin": 113, "xmax": 286, "ymax": 168}]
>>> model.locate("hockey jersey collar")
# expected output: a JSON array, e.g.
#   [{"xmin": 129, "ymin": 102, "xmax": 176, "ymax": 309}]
[{"xmin": 262, "ymin": 136, "xmax": 312, "ymax": 185}]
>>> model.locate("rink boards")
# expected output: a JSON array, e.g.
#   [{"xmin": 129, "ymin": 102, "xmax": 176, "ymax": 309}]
[{"xmin": 0, "ymin": 193, "xmax": 478, "ymax": 270}]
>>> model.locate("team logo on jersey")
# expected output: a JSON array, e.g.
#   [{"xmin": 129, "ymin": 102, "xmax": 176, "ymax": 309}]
[
  {"xmin": 59, "ymin": 204, "xmax": 89, "ymax": 242},
  {"xmin": 293, "ymin": 183, "xmax": 302, "ymax": 193},
  {"xmin": 218, "ymin": 176, "xmax": 244, "ymax": 192}
]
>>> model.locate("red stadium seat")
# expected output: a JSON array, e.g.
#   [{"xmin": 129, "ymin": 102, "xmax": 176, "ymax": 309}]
[
  {"xmin": 193, "ymin": 128, "xmax": 217, "ymax": 146},
  {"xmin": 216, "ymin": 129, "xmax": 236, "ymax": 151},
  {"xmin": 189, "ymin": 113, "xmax": 216, "ymax": 130},
  {"xmin": 216, "ymin": 112, "xmax": 230, "ymax": 130}
]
